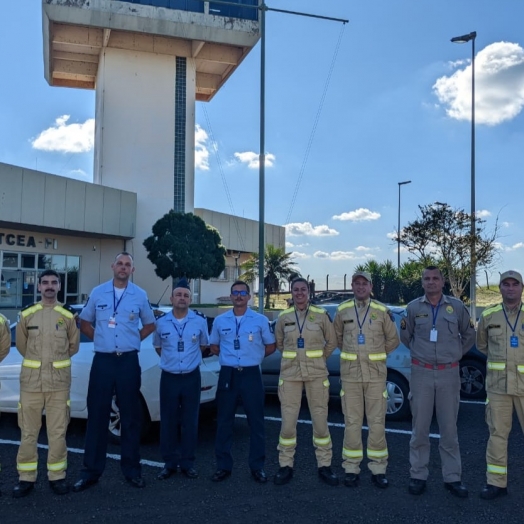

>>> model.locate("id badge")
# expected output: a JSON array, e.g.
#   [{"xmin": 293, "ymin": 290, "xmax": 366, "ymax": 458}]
[
  {"xmin": 192, "ymin": 334, "xmax": 197, "ymax": 343},
  {"xmin": 177, "ymin": 340, "xmax": 185, "ymax": 352},
  {"xmin": 234, "ymin": 338, "xmax": 240, "ymax": 350},
  {"xmin": 357, "ymin": 333, "xmax": 365, "ymax": 345},
  {"xmin": 297, "ymin": 337, "xmax": 305, "ymax": 349},
  {"xmin": 430, "ymin": 329, "xmax": 438, "ymax": 342},
  {"xmin": 510, "ymin": 335, "xmax": 519, "ymax": 348},
  {"xmin": 108, "ymin": 317, "xmax": 116, "ymax": 329},
  {"xmin": 248, "ymin": 333, "xmax": 254, "ymax": 342}
]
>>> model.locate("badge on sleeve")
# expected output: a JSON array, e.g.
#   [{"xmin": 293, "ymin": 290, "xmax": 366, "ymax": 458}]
[{"xmin": 400, "ymin": 318, "xmax": 406, "ymax": 330}]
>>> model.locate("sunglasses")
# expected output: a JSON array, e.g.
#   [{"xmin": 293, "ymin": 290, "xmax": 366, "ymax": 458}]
[{"xmin": 231, "ymin": 290, "xmax": 249, "ymax": 296}]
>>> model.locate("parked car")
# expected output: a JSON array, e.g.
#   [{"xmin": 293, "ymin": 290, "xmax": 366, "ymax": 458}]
[
  {"xmin": 0, "ymin": 306, "xmax": 220, "ymax": 442},
  {"xmin": 262, "ymin": 304, "xmax": 487, "ymax": 421}
]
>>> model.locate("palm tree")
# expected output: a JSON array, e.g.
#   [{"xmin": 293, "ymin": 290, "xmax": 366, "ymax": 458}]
[{"xmin": 240, "ymin": 245, "xmax": 300, "ymax": 309}]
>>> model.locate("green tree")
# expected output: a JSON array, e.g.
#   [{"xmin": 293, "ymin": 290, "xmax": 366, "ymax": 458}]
[
  {"xmin": 143, "ymin": 211, "xmax": 226, "ymax": 281},
  {"xmin": 240, "ymin": 245, "xmax": 299, "ymax": 308},
  {"xmin": 398, "ymin": 203, "xmax": 499, "ymax": 299}
]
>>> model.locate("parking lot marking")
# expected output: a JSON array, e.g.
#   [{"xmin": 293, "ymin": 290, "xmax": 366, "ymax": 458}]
[{"xmin": 234, "ymin": 414, "xmax": 441, "ymax": 439}]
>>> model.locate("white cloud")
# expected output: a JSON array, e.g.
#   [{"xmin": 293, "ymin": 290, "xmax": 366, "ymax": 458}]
[
  {"xmin": 355, "ymin": 246, "xmax": 379, "ymax": 252},
  {"xmin": 476, "ymin": 209, "xmax": 491, "ymax": 218},
  {"xmin": 502, "ymin": 221, "xmax": 512, "ymax": 228},
  {"xmin": 234, "ymin": 151, "xmax": 275, "ymax": 169},
  {"xmin": 333, "ymin": 208, "xmax": 381, "ymax": 221},
  {"xmin": 510, "ymin": 242, "xmax": 524, "ymax": 250},
  {"xmin": 31, "ymin": 115, "xmax": 94, "ymax": 153},
  {"xmin": 433, "ymin": 41, "xmax": 524, "ymax": 125},
  {"xmin": 195, "ymin": 124, "xmax": 210, "ymax": 171},
  {"xmin": 386, "ymin": 231, "xmax": 397, "ymax": 240},
  {"xmin": 290, "ymin": 251, "xmax": 310, "ymax": 259},
  {"xmin": 285, "ymin": 241, "xmax": 294, "ymax": 248},
  {"xmin": 313, "ymin": 250, "xmax": 375, "ymax": 261},
  {"xmin": 285, "ymin": 222, "xmax": 339, "ymax": 237},
  {"xmin": 67, "ymin": 169, "xmax": 90, "ymax": 182}
]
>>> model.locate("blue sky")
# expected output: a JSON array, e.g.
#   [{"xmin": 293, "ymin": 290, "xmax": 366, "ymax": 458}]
[{"xmin": 1, "ymin": 1, "xmax": 524, "ymax": 289}]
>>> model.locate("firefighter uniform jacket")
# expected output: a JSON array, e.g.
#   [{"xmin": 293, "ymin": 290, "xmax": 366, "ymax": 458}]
[
  {"xmin": 477, "ymin": 303, "xmax": 524, "ymax": 396},
  {"xmin": 16, "ymin": 302, "xmax": 80, "ymax": 392},
  {"xmin": 275, "ymin": 304, "xmax": 337, "ymax": 381},
  {"xmin": 0, "ymin": 313, "xmax": 10, "ymax": 363},
  {"xmin": 334, "ymin": 299, "xmax": 400, "ymax": 383}
]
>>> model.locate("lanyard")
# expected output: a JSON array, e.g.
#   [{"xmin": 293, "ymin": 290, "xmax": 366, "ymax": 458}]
[
  {"xmin": 171, "ymin": 319, "xmax": 188, "ymax": 340},
  {"xmin": 502, "ymin": 303, "xmax": 522, "ymax": 334},
  {"xmin": 113, "ymin": 286, "xmax": 127, "ymax": 314},
  {"xmin": 235, "ymin": 317, "xmax": 244, "ymax": 339},
  {"xmin": 431, "ymin": 302, "xmax": 441, "ymax": 328},
  {"xmin": 294, "ymin": 306, "xmax": 310, "ymax": 336},
  {"xmin": 354, "ymin": 301, "xmax": 371, "ymax": 334}
]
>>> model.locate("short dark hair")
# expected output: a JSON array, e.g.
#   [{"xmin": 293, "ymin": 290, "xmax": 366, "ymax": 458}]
[
  {"xmin": 230, "ymin": 280, "xmax": 250, "ymax": 294},
  {"xmin": 114, "ymin": 251, "xmax": 134, "ymax": 262},
  {"xmin": 422, "ymin": 265, "xmax": 444, "ymax": 278},
  {"xmin": 291, "ymin": 277, "xmax": 309, "ymax": 290},
  {"xmin": 39, "ymin": 269, "xmax": 60, "ymax": 283}
]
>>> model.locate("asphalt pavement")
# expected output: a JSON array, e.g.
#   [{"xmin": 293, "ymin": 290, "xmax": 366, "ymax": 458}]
[{"xmin": 1, "ymin": 396, "xmax": 524, "ymax": 524}]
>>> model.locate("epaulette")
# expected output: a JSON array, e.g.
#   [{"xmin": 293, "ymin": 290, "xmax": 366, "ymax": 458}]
[
  {"xmin": 153, "ymin": 309, "xmax": 166, "ymax": 320},
  {"xmin": 309, "ymin": 305, "xmax": 327, "ymax": 314},
  {"xmin": 0, "ymin": 314, "xmax": 6, "ymax": 324},
  {"xmin": 21, "ymin": 303, "xmax": 43, "ymax": 318},
  {"xmin": 194, "ymin": 309, "xmax": 207, "ymax": 319},
  {"xmin": 369, "ymin": 300, "xmax": 387, "ymax": 312},
  {"xmin": 53, "ymin": 306, "xmax": 76, "ymax": 318},
  {"xmin": 279, "ymin": 307, "xmax": 295, "ymax": 317},
  {"xmin": 338, "ymin": 299, "xmax": 355, "ymax": 311},
  {"xmin": 481, "ymin": 303, "xmax": 503, "ymax": 317}
]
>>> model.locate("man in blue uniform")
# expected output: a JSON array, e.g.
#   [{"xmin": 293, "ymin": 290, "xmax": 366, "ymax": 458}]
[
  {"xmin": 73, "ymin": 252, "xmax": 156, "ymax": 492},
  {"xmin": 154, "ymin": 278, "xmax": 209, "ymax": 480},
  {"xmin": 209, "ymin": 280, "xmax": 276, "ymax": 483}
]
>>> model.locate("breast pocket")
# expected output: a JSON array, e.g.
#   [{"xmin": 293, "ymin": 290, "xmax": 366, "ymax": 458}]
[
  {"xmin": 122, "ymin": 306, "xmax": 140, "ymax": 325},
  {"xmin": 444, "ymin": 315, "xmax": 459, "ymax": 336}
]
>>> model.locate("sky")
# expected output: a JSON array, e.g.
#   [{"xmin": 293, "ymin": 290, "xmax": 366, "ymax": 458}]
[{"xmin": 1, "ymin": 0, "xmax": 524, "ymax": 290}]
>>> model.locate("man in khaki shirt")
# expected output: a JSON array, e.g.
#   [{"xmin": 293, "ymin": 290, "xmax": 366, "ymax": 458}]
[
  {"xmin": 334, "ymin": 271, "xmax": 399, "ymax": 489},
  {"xmin": 477, "ymin": 270, "xmax": 524, "ymax": 500},
  {"xmin": 273, "ymin": 278, "xmax": 338, "ymax": 487},
  {"xmin": 14, "ymin": 269, "xmax": 79, "ymax": 498}
]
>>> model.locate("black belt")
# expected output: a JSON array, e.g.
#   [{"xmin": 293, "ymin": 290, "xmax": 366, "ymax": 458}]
[
  {"xmin": 95, "ymin": 350, "xmax": 138, "ymax": 357},
  {"xmin": 223, "ymin": 365, "xmax": 258, "ymax": 372}
]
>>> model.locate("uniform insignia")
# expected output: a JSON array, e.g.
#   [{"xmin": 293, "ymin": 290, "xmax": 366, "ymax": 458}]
[
  {"xmin": 446, "ymin": 305, "xmax": 454, "ymax": 314},
  {"xmin": 488, "ymin": 324, "xmax": 501, "ymax": 329},
  {"xmin": 343, "ymin": 319, "xmax": 354, "ymax": 324},
  {"xmin": 371, "ymin": 313, "xmax": 377, "ymax": 320},
  {"xmin": 27, "ymin": 326, "xmax": 39, "ymax": 330},
  {"xmin": 153, "ymin": 309, "xmax": 165, "ymax": 320},
  {"xmin": 309, "ymin": 315, "xmax": 315, "ymax": 322},
  {"xmin": 57, "ymin": 318, "xmax": 65, "ymax": 327},
  {"xmin": 284, "ymin": 322, "xmax": 296, "ymax": 326},
  {"xmin": 469, "ymin": 318, "xmax": 475, "ymax": 328},
  {"xmin": 400, "ymin": 318, "xmax": 406, "ymax": 330},
  {"xmin": 415, "ymin": 313, "xmax": 428, "ymax": 318},
  {"xmin": 194, "ymin": 310, "xmax": 206, "ymax": 318}
]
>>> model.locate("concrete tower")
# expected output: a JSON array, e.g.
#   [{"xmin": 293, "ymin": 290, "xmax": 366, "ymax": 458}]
[{"xmin": 41, "ymin": 0, "xmax": 260, "ymax": 295}]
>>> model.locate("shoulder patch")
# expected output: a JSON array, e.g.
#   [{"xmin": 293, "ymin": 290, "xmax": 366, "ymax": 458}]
[
  {"xmin": 370, "ymin": 300, "xmax": 387, "ymax": 312},
  {"xmin": 309, "ymin": 305, "xmax": 326, "ymax": 314},
  {"xmin": 338, "ymin": 300, "xmax": 355, "ymax": 312},
  {"xmin": 153, "ymin": 309, "xmax": 166, "ymax": 320},
  {"xmin": 21, "ymin": 303, "xmax": 43, "ymax": 318},
  {"xmin": 54, "ymin": 305, "xmax": 75, "ymax": 319},
  {"xmin": 400, "ymin": 318, "xmax": 407, "ymax": 330},
  {"xmin": 482, "ymin": 304, "xmax": 503, "ymax": 317}
]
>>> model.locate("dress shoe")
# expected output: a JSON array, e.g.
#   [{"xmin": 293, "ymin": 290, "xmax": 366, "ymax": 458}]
[
  {"xmin": 157, "ymin": 468, "xmax": 176, "ymax": 480},
  {"xmin": 12, "ymin": 481, "xmax": 35, "ymax": 498},
  {"xmin": 126, "ymin": 476, "xmax": 146, "ymax": 488},
  {"xmin": 211, "ymin": 469, "xmax": 231, "ymax": 482},
  {"xmin": 72, "ymin": 478, "xmax": 98, "ymax": 493},
  {"xmin": 344, "ymin": 473, "xmax": 360, "ymax": 487},
  {"xmin": 274, "ymin": 466, "xmax": 293, "ymax": 485},
  {"xmin": 182, "ymin": 468, "xmax": 199, "ymax": 479},
  {"xmin": 318, "ymin": 466, "xmax": 339, "ymax": 486},
  {"xmin": 371, "ymin": 474, "xmax": 389, "ymax": 489},
  {"xmin": 49, "ymin": 479, "xmax": 70, "ymax": 495},
  {"xmin": 445, "ymin": 481, "xmax": 468, "ymax": 498},
  {"xmin": 480, "ymin": 484, "xmax": 508, "ymax": 500},
  {"xmin": 408, "ymin": 478, "xmax": 426, "ymax": 495},
  {"xmin": 251, "ymin": 469, "xmax": 268, "ymax": 484}
]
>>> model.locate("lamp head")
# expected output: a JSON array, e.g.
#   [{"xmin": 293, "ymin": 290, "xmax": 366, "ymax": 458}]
[{"xmin": 451, "ymin": 31, "xmax": 477, "ymax": 43}]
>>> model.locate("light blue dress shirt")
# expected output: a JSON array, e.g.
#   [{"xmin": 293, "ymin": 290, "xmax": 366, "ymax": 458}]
[
  {"xmin": 209, "ymin": 308, "xmax": 275, "ymax": 367},
  {"xmin": 153, "ymin": 310, "xmax": 209, "ymax": 374},
  {"xmin": 80, "ymin": 280, "xmax": 155, "ymax": 352}
]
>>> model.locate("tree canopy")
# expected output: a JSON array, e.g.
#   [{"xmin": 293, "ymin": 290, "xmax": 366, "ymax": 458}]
[
  {"xmin": 240, "ymin": 245, "xmax": 299, "ymax": 308},
  {"xmin": 398, "ymin": 203, "xmax": 499, "ymax": 299},
  {"xmin": 143, "ymin": 211, "xmax": 226, "ymax": 281}
]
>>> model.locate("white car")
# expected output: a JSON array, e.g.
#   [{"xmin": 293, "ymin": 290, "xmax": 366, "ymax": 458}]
[{"xmin": 0, "ymin": 306, "xmax": 220, "ymax": 442}]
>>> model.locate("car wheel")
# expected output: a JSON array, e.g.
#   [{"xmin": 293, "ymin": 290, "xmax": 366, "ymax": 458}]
[
  {"xmin": 460, "ymin": 358, "xmax": 486, "ymax": 399},
  {"xmin": 108, "ymin": 394, "xmax": 152, "ymax": 445},
  {"xmin": 385, "ymin": 372, "xmax": 411, "ymax": 421}
]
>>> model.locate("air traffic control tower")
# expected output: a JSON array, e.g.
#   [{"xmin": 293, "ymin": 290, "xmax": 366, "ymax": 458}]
[{"xmin": 41, "ymin": 0, "xmax": 260, "ymax": 285}]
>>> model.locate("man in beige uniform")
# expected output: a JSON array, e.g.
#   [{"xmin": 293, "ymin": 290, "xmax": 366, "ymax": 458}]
[
  {"xmin": 0, "ymin": 312, "xmax": 11, "ymax": 497},
  {"xmin": 334, "ymin": 271, "xmax": 399, "ymax": 489},
  {"xmin": 401, "ymin": 266, "xmax": 475, "ymax": 498},
  {"xmin": 477, "ymin": 270, "xmax": 524, "ymax": 500},
  {"xmin": 273, "ymin": 277, "xmax": 338, "ymax": 486},
  {"xmin": 13, "ymin": 269, "xmax": 79, "ymax": 498}
]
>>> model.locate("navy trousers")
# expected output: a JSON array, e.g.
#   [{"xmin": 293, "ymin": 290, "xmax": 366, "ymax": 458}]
[
  {"xmin": 160, "ymin": 367, "xmax": 201, "ymax": 470},
  {"xmin": 81, "ymin": 351, "xmax": 142, "ymax": 480},
  {"xmin": 215, "ymin": 365, "xmax": 266, "ymax": 472}
]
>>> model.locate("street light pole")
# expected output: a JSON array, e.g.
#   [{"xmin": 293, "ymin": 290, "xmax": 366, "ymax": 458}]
[
  {"xmin": 451, "ymin": 31, "xmax": 477, "ymax": 321},
  {"xmin": 397, "ymin": 180, "xmax": 412, "ymax": 269}
]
